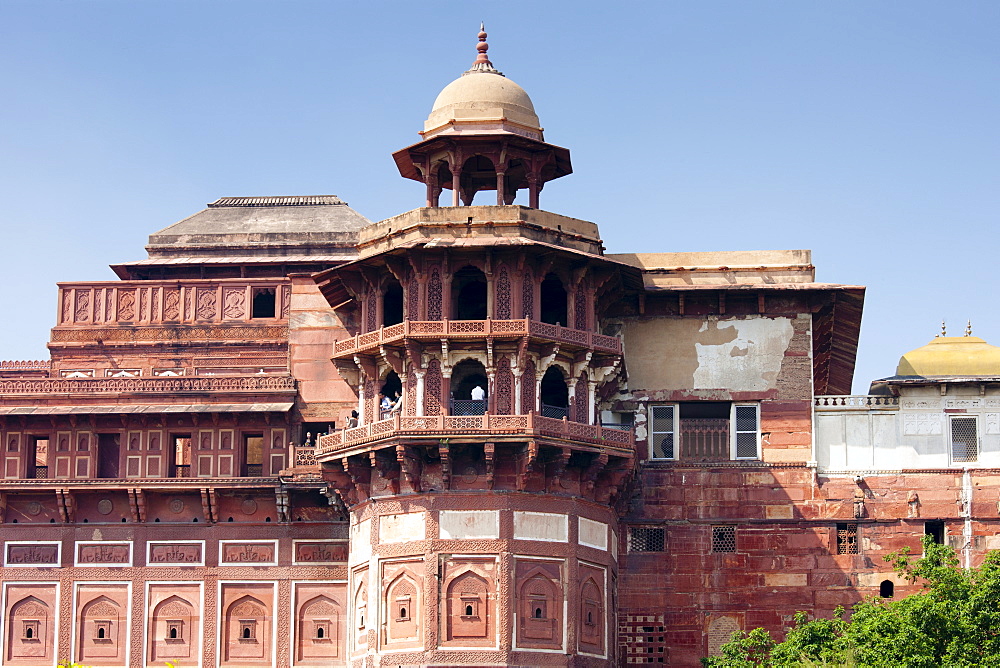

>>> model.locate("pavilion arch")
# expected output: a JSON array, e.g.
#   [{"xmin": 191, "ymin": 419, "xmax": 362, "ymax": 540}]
[
  {"xmin": 540, "ymin": 272, "xmax": 568, "ymax": 326},
  {"xmin": 459, "ymin": 154, "xmax": 496, "ymax": 205},
  {"xmin": 382, "ymin": 276, "xmax": 403, "ymax": 327},
  {"xmin": 225, "ymin": 595, "xmax": 265, "ymax": 646},
  {"xmin": 540, "ymin": 365, "xmax": 570, "ymax": 418},
  {"xmin": 150, "ymin": 595, "xmax": 195, "ymax": 662},
  {"xmin": 78, "ymin": 595, "xmax": 121, "ymax": 662},
  {"xmin": 451, "ymin": 358, "xmax": 488, "ymax": 415},
  {"xmin": 452, "ymin": 265, "xmax": 488, "ymax": 320},
  {"xmin": 379, "ymin": 370, "xmax": 402, "ymax": 416}
]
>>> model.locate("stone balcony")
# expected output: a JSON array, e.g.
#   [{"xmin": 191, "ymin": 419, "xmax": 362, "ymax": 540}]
[
  {"xmin": 333, "ymin": 318, "xmax": 621, "ymax": 359},
  {"xmin": 316, "ymin": 411, "xmax": 634, "ymax": 460}
]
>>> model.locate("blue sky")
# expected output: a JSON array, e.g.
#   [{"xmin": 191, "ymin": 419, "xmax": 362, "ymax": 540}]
[{"xmin": 1, "ymin": 1, "xmax": 997, "ymax": 392}]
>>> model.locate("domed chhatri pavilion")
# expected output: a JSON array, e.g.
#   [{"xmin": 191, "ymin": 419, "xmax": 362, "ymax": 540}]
[
  {"xmin": 895, "ymin": 329, "xmax": 1000, "ymax": 378},
  {"xmin": 2, "ymin": 26, "xmax": 1000, "ymax": 668}
]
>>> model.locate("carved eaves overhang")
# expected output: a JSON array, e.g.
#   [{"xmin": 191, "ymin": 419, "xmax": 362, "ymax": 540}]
[
  {"xmin": 635, "ymin": 283, "xmax": 864, "ymax": 397},
  {"xmin": 313, "ymin": 233, "xmax": 644, "ymax": 314}
]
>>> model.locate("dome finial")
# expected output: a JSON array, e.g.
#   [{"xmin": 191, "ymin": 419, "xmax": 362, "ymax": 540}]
[
  {"xmin": 966, "ymin": 320, "xmax": 973, "ymax": 337},
  {"xmin": 466, "ymin": 23, "xmax": 503, "ymax": 76},
  {"xmin": 939, "ymin": 319, "xmax": 947, "ymax": 337}
]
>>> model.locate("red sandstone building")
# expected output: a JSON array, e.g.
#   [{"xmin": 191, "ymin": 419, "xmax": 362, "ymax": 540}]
[{"xmin": 2, "ymin": 28, "xmax": 998, "ymax": 668}]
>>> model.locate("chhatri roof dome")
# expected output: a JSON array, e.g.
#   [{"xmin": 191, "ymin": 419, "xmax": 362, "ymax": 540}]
[
  {"xmin": 896, "ymin": 328, "xmax": 1000, "ymax": 377},
  {"xmin": 423, "ymin": 26, "xmax": 543, "ymax": 141}
]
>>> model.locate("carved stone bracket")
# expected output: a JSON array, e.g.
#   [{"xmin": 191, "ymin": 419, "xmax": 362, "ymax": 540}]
[
  {"xmin": 56, "ymin": 488, "xmax": 75, "ymax": 523},
  {"xmin": 396, "ymin": 445, "xmax": 422, "ymax": 493},
  {"xmin": 275, "ymin": 489, "xmax": 290, "ymax": 523},
  {"xmin": 371, "ymin": 450, "xmax": 400, "ymax": 496},
  {"xmin": 438, "ymin": 440, "xmax": 451, "ymax": 490},
  {"xmin": 548, "ymin": 446, "xmax": 572, "ymax": 493},
  {"xmin": 484, "ymin": 442, "xmax": 495, "ymax": 489},
  {"xmin": 517, "ymin": 441, "xmax": 539, "ymax": 491},
  {"xmin": 128, "ymin": 488, "xmax": 146, "ymax": 523},
  {"xmin": 200, "ymin": 488, "xmax": 216, "ymax": 524},
  {"xmin": 581, "ymin": 452, "xmax": 609, "ymax": 494}
]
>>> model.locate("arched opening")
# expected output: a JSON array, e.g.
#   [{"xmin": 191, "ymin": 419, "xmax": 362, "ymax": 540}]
[
  {"xmin": 169, "ymin": 627, "xmax": 177, "ymax": 639},
  {"xmin": 379, "ymin": 371, "xmax": 402, "ymax": 419},
  {"xmin": 534, "ymin": 607, "xmax": 543, "ymax": 619},
  {"xmin": 399, "ymin": 607, "xmax": 407, "ymax": 619},
  {"xmin": 504, "ymin": 158, "xmax": 528, "ymax": 204},
  {"xmin": 97, "ymin": 627, "xmax": 106, "ymax": 639},
  {"xmin": 383, "ymin": 279, "xmax": 403, "ymax": 326},
  {"xmin": 587, "ymin": 611, "xmax": 593, "ymax": 624},
  {"xmin": 540, "ymin": 273, "xmax": 568, "ymax": 325},
  {"xmin": 459, "ymin": 155, "xmax": 496, "ymax": 205},
  {"xmin": 242, "ymin": 627, "xmax": 251, "ymax": 639},
  {"xmin": 540, "ymin": 366, "xmax": 569, "ymax": 418},
  {"xmin": 452, "ymin": 266, "xmax": 487, "ymax": 320},
  {"xmin": 315, "ymin": 626, "xmax": 324, "ymax": 639},
  {"xmin": 465, "ymin": 604, "xmax": 473, "ymax": 616},
  {"xmin": 880, "ymin": 579, "xmax": 894, "ymax": 598},
  {"xmin": 25, "ymin": 627, "xmax": 33, "ymax": 639},
  {"xmin": 451, "ymin": 359, "xmax": 488, "ymax": 415}
]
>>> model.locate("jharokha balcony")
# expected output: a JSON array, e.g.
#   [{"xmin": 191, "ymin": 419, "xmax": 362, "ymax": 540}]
[
  {"xmin": 316, "ymin": 411, "xmax": 634, "ymax": 460},
  {"xmin": 332, "ymin": 318, "xmax": 622, "ymax": 359}
]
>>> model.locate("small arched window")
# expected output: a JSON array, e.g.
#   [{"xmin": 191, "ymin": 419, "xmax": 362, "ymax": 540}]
[
  {"xmin": 242, "ymin": 626, "xmax": 251, "ymax": 639},
  {"xmin": 316, "ymin": 626, "xmax": 324, "ymax": 639},
  {"xmin": 97, "ymin": 627, "xmax": 106, "ymax": 639},
  {"xmin": 880, "ymin": 579, "xmax": 894, "ymax": 598},
  {"xmin": 466, "ymin": 604, "xmax": 474, "ymax": 616},
  {"xmin": 534, "ymin": 607, "xmax": 543, "ymax": 619},
  {"xmin": 169, "ymin": 627, "xmax": 177, "ymax": 639},
  {"xmin": 24, "ymin": 627, "xmax": 33, "ymax": 639}
]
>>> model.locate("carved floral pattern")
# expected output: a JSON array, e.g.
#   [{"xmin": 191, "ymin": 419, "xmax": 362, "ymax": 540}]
[
  {"xmin": 427, "ymin": 268, "xmax": 442, "ymax": 321},
  {"xmin": 496, "ymin": 356, "xmax": 513, "ymax": 415},
  {"xmin": 496, "ymin": 266, "xmax": 511, "ymax": 319},
  {"xmin": 163, "ymin": 289, "xmax": 181, "ymax": 320},
  {"xmin": 75, "ymin": 290, "xmax": 90, "ymax": 322},
  {"xmin": 425, "ymin": 359, "xmax": 442, "ymax": 416},
  {"xmin": 521, "ymin": 359, "xmax": 536, "ymax": 413},
  {"xmin": 118, "ymin": 290, "xmax": 136, "ymax": 321},
  {"xmin": 521, "ymin": 268, "xmax": 534, "ymax": 319},
  {"xmin": 196, "ymin": 289, "xmax": 217, "ymax": 320},
  {"xmin": 223, "ymin": 288, "xmax": 246, "ymax": 319}
]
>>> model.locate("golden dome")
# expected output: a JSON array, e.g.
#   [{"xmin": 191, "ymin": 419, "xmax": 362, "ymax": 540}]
[{"xmin": 896, "ymin": 336, "xmax": 1000, "ymax": 377}]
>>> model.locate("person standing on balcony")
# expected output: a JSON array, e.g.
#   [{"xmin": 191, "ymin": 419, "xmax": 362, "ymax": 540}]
[
  {"xmin": 390, "ymin": 390, "xmax": 404, "ymax": 413},
  {"xmin": 471, "ymin": 385, "xmax": 485, "ymax": 401},
  {"xmin": 346, "ymin": 410, "xmax": 359, "ymax": 429}
]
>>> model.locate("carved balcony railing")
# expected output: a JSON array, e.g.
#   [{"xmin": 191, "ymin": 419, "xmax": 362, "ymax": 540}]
[
  {"xmin": 0, "ymin": 360, "xmax": 51, "ymax": 371},
  {"xmin": 56, "ymin": 279, "xmax": 291, "ymax": 328},
  {"xmin": 0, "ymin": 374, "xmax": 296, "ymax": 396},
  {"xmin": 814, "ymin": 395, "xmax": 900, "ymax": 411},
  {"xmin": 333, "ymin": 319, "xmax": 622, "ymax": 358},
  {"xmin": 316, "ymin": 412, "xmax": 634, "ymax": 458}
]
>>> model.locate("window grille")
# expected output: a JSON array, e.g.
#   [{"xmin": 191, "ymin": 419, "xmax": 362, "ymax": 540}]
[
  {"xmin": 711, "ymin": 525, "xmax": 736, "ymax": 553},
  {"xmin": 836, "ymin": 523, "xmax": 858, "ymax": 554},
  {"xmin": 629, "ymin": 526, "xmax": 665, "ymax": 552},
  {"xmin": 733, "ymin": 405, "xmax": 760, "ymax": 459},
  {"xmin": 950, "ymin": 417, "xmax": 978, "ymax": 463},
  {"xmin": 650, "ymin": 405, "xmax": 676, "ymax": 459}
]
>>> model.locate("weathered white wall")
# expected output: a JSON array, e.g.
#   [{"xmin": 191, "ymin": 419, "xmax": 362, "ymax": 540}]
[
  {"xmin": 816, "ymin": 385, "xmax": 1000, "ymax": 471},
  {"xmin": 622, "ymin": 316, "xmax": 795, "ymax": 393}
]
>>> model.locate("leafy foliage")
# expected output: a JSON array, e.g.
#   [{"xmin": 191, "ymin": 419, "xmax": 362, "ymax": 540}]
[{"xmin": 702, "ymin": 536, "xmax": 1000, "ymax": 667}]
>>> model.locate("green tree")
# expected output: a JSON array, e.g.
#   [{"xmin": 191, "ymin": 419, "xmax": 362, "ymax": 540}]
[{"xmin": 702, "ymin": 536, "xmax": 1000, "ymax": 667}]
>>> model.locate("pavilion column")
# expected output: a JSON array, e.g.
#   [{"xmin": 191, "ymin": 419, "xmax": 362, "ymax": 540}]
[
  {"xmin": 527, "ymin": 173, "xmax": 540, "ymax": 209},
  {"xmin": 496, "ymin": 170, "xmax": 506, "ymax": 205}
]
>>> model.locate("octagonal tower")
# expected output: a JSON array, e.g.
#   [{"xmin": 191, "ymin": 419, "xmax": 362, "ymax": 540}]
[{"xmin": 315, "ymin": 28, "xmax": 638, "ymax": 667}]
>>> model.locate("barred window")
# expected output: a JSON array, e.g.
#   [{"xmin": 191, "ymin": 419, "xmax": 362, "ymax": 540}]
[
  {"xmin": 836, "ymin": 523, "xmax": 858, "ymax": 554},
  {"xmin": 650, "ymin": 405, "xmax": 676, "ymax": 459},
  {"xmin": 711, "ymin": 525, "xmax": 736, "ymax": 553},
  {"xmin": 950, "ymin": 416, "xmax": 978, "ymax": 463},
  {"xmin": 733, "ymin": 405, "xmax": 759, "ymax": 459},
  {"xmin": 629, "ymin": 526, "xmax": 665, "ymax": 552}
]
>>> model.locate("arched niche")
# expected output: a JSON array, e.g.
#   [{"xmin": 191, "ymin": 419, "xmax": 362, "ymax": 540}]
[
  {"xmin": 353, "ymin": 579, "xmax": 368, "ymax": 650},
  {"xmin": 79, "ymin": 595, "xmax": 121, "ymax": 663},
  {"xmin": 151, "ymin": 595, "xmax": 194, "ymax": 662},
  {"xmin": 540, "ymin": 366, "xmax": 569, "ymax": 418},
  {"xmin": 224, "ymin": 595, "xmax": 267, "ymax": 662},
  {"xmin": 384, "ymin": 573, "xmax": 418, "ymax": 643},
  {"xmin": 579, "ymin": 576, "xmax": 604, "ymax": 651},
  {"xmin": 297, "ymin": 595, "xmax": 340, "ymax": 661},
  {"xmin": 451, "ymin": 359, "xmax": 488, "ymax": 415},
  {"xmin": 445, "ymin": 570, "xmax": 491, "ymax": 642},
  {"xmin": 540, "ymin": 273, "xmax": 568, "ymax": 326},
  {"xmin": 383, "ymin": 278, "xmax": 403, "ymax": 327},
  {"xmin": 452, "ymin": 265, "xmax": 487, "ymax": 320},
  {"xmin": 8, "ymin": 596, "xmax": 49, "ymax": 662},
  {"xmin": 518, "ymin": 569, "xmax": 561, "ymax": 647}
]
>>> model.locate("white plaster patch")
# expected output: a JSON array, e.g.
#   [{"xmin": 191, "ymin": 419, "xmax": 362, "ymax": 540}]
[
  {"xmin": 513, "ymin": 511, "xmax": 568, "ymax": 542},
  {"xmin": 350, "ymin": 519, "xmax": 371, "ymax": 564},
  {"xmin": 379, "ymin": 512, "xmax": 426, "ymax": 543},
  {"xmin": 439, "ymin": 510, "xmax": 500, "ymax": 539},
  {"xmin": 692, "ymin": 317, "xmax": 794, "ymax": 391},
  {"xmin": 578, "ymin": 517, "xmax": 608, "ymax": 550}
]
